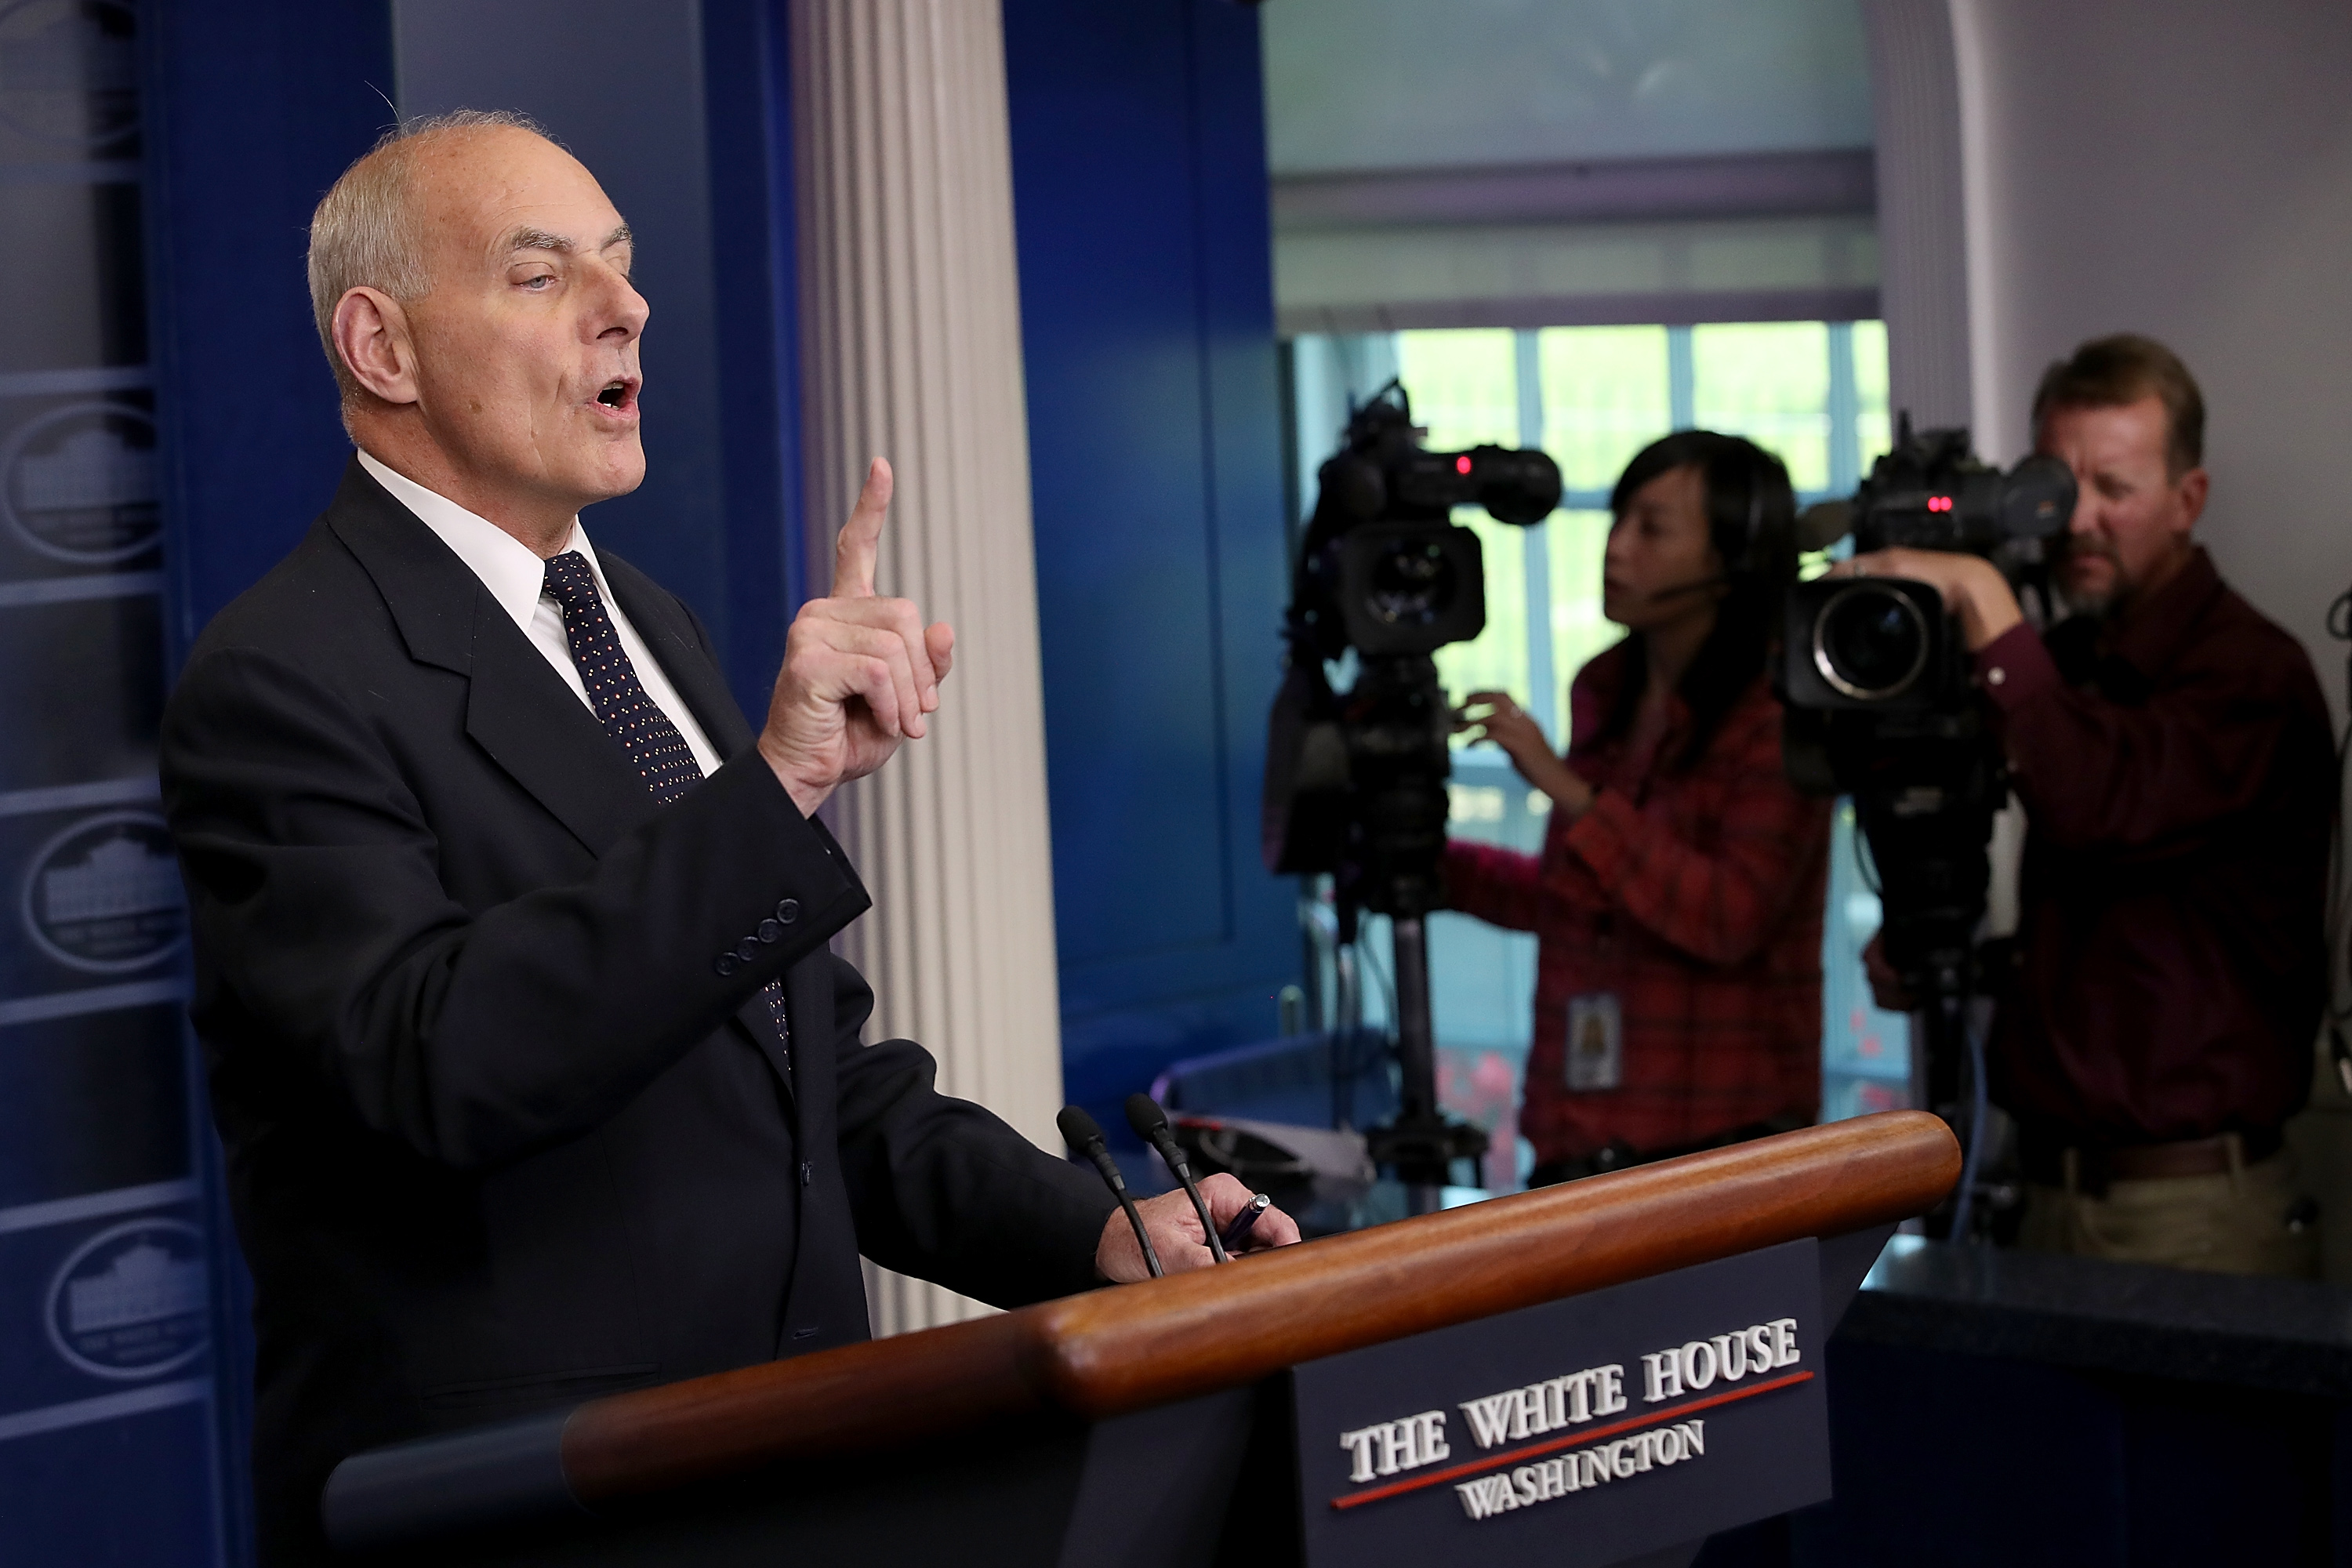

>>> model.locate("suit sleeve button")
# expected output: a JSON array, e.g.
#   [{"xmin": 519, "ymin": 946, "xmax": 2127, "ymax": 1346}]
[
  {"xmin": 775, "ymin": 898, "xmax": 800, "ymax": 924},
  {"xmin": 735, "ymin": 938, "xmax": 761, "ymax": 962},
  {"xmin": 715, "ymin": 953, "xmax": 742, "ymax": 977},
  {"xmin": 757, "ymin": 919, "xmax": 783, "ymax": 942}
]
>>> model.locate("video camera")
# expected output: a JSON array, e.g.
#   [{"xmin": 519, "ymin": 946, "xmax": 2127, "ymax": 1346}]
[
  {"xmin": 1782, "ymin": 419, "xmax": 2075, "ymax": 720},
  {"xmin": 1777, "ymin": 418, "xmax": 2075, "ymax": 1238},
  {"xmin": 1285, "ymin": 386, "xmax": 1563, "ymax": 664},
  {"xmin": 1265, "ymin": 383, "xmax": 1561, "ymax": 914},
  {"xmin": 1262, "ymin": 382, "xmax": 1560, "ymax": 1188}
]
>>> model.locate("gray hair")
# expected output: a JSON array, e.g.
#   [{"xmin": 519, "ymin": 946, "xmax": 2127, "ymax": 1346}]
[{"xmin": 306, "ymin": 108, "xmax": 557, "ymax": 403}]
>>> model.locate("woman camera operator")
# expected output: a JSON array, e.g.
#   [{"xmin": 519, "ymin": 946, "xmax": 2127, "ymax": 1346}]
[{"xmin": 1449, "ymin": 431, "xmax": 1831, "ymax": 1186}]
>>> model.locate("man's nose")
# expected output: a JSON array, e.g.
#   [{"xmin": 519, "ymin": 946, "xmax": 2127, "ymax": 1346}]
[
  {"xmin": 2067, "ymin": 476, "xmax": 2100, "ymax": 533},
  {"xmin": 591, "ymin": 263, "xmax": 649, "ymax": 340}
]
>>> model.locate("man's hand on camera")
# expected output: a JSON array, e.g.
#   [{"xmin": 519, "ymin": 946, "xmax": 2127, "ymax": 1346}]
[
  {"xmin": 1454, "ymin": 691, "xmax": 1595, "ymax": 818},
  {"xmin": 759, "ymin": 458, "xmax": 956, "ymax": 816},
  {"xmin": 1831, "ymin": 548, "xmax": 2023, "ymax": 653}
]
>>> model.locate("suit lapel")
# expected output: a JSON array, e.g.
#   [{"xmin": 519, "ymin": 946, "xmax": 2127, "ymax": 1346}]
[
  {"xmin": 601, "ymin": 553, "xmax": 757, "ymax": 760},
  {"xmin": 462, "ymin": 599, "xmax": 657, "ymax": 855},
  {"xmin": 326, "ymin": 458, "xmax": 655, "ymax": 856},
  {"xmin": 332, "ymin": 461, "xmax": 807, "ymax": 1111}
]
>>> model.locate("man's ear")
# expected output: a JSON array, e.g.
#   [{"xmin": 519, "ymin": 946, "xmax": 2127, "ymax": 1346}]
[
  {"xmin": 331, "ymin": 286, "xmax": 421, "ymax": 408},
  {"xmin": 2174, "ymin": 466, "xmax": 2210, "ymax": 534}
]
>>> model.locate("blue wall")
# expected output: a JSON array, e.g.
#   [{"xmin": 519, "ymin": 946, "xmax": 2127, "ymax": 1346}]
[
  {"xmin": 1003, "ymin": 0, "xmax": 1301, "ymax": 1121},
  {"xmin": 145, "ymin": 2, "xmax": 396, "ymax": 649}
]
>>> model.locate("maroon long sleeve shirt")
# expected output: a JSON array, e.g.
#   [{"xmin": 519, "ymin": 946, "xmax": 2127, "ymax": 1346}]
[{"xmin": 1976, "ymin": 547, "xmax": 2334, "ymax": 1148}]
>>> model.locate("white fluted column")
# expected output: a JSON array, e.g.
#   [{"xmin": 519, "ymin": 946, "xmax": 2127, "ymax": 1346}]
[{"xmin": 789, "ymin": 0, "xmax": 1066, "ymax": 1336}]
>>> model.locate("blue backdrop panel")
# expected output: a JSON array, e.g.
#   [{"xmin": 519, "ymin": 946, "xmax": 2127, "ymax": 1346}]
[
  {"xmin": 0, "ymin": 0, "xmax": 407, "ymax": 1559},
  {"xmin": 0, "ymin": 593, "xmax": 165, "ymax": 792},
  {"xmin": 0, "ymin": 1005, "xmax": 188, "ymax": 1209},
  {"xmin": 0, "ymin": 1397, "xmax": 221, "ymax": 1566},
  {"xmin": 1004, "ymin": 0, "xmax": 1300, "ymax": 1117}
]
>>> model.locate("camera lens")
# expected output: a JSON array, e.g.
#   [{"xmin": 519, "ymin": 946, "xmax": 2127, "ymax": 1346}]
[
  {"xmin": 1363, "ymin": 540, "xmax": 1458, "ymax": 626},
  {"xmin": 1813, "ymin": 583, "xmax": 1929, "ymax": 701}
]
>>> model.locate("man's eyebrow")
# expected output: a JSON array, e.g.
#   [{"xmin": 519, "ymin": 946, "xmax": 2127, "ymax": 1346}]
[
  {"xmin": 495, "ymin": 226, "xmax": 572, "ymax": 259},
  {"xmin": 492, "ymin": 223, "xmax": 633, "ymax": 260}
]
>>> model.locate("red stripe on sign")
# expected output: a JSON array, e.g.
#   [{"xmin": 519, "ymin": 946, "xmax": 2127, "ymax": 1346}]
[{"xmin": 1330, "ymin": 1369, "xmax": 1814, "ymax": 1510}]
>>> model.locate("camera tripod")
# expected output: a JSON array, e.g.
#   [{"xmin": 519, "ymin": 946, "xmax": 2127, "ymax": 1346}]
[
  {"xmin": 1314, "ymin": 651, "xmax": 1493, "ymax": 1205},
  {"xmin": 1361, "ymin": 914, "xmax": 1490, "ymax": 1206},
  {"xmin": 1852, "ymin": 745, "xmax": 2005, "ymax": 1240}
]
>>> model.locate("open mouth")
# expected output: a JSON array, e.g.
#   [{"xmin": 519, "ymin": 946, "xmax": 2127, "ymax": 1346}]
[{"xmin": 594, "ymin": 377, "xmax": 637, "ymax": 412}]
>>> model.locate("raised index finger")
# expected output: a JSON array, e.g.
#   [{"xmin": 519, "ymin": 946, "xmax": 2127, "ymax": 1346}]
[{"xmin": 832, "ymin": 457, "xmax": 894, "ymax": 599}]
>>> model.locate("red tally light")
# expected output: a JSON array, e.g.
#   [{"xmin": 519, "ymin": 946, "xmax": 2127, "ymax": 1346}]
[
  {"xmin": 1928, "ymin": 495, "xmax": 1953, "ymax": 512},
  {"xmin": 1455, "ymin": 456, "xmax": 1472, "ymax": 474}
]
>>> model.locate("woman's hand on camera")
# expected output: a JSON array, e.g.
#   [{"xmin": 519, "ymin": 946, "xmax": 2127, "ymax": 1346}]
[
  {"xmin": 1454, "ymin": 691, "xmax": 1595, "ymax": 818},
  {"xmin": 1861, "ymin": 932, "xmax": 1916, "ymax": 1013}
]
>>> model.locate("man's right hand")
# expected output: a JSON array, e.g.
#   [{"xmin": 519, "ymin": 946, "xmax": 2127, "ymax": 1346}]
[
  {"xmin": 759, "ymin": 458, "xmax": 955, "ymax": 816},
  {"xmin": 1862, "ymin": 931, "xmax": 1915, "ymax": 1014},
  {"xmin": 1096, "ymin": 1172, "xmax": 1301, "ymax": 1282}
]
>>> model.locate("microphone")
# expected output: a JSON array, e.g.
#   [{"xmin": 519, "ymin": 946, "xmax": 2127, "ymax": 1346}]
[
  {"xmin": 1643, "ymin": 573, "xmax": 1730, "ymax": 605},
  {"xmin": 1058, "ymin": 1106, "xmax": 1162, "ymax": 1279},
  {"xmin": 1125, "ymin": 1094, "xmax": 1229, "ymax": 1265}
]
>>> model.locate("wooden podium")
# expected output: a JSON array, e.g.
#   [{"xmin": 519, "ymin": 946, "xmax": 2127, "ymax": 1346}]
[{"xmin": 323, "ymin": 1111, "xmax": 1958, "ymax": 1566}]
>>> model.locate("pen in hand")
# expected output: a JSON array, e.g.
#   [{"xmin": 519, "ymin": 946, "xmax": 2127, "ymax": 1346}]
[{"xmin": 1219, "ymin": 1191, "xmax": 1272, "ymax": 1254}]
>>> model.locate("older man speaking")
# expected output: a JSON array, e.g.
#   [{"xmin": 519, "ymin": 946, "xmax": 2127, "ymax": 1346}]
[{"xmin": 160, "ymin": 111, "xmax": 1293, "ymax": 1565}]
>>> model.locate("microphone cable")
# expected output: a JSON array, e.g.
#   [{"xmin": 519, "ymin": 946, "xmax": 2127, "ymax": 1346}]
[
  {"xmin": 1058, "ymin": 1106, "xmax": 1161, "ymax": 1279},
  {"xmin": 1127, "ymin": 1094, "xmax": 1228, "ymax": 1264}
]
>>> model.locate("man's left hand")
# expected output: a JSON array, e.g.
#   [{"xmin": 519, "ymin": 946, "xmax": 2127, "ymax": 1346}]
[
  {"xmin": 1097, "ymin": 1171, "xmax": 1302, "ymax": 1281},
  {"xmin": 760, "ymin": 458, "xmax": 955, "ymax": 815},
  {"xmin": 1830, "ymin": 548, "xmax": 2022, "ymax": 652}
]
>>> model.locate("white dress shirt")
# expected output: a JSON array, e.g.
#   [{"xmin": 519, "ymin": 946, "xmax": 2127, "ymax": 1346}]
[{"xmin": 356, "ymin": 450, "xmax": 724, "ymax": 779}]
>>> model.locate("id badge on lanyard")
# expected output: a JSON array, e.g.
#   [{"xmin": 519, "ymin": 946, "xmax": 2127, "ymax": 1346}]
[{"xmin": 1564, "ymin": 993, "xmax": 1623, "ymax": 1091}]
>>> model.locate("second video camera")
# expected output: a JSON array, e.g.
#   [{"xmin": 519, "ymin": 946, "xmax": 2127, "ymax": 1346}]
[
  {"xmin": 1781, "ymin": 419, "xmax": 2074, "ymax": 717},
  {"xmin": 1290, "ymin": 385, "xmax": 1563, "ymax": 661}
]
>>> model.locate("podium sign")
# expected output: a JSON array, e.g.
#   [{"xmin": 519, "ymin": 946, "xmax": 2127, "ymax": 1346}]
[
  {"xmin": 1293, "ymin": 1240, "xmax": 1830, "ymax": 1568},
  {"xmin": 317, "ymin": 1117, "xmax": 1958, "ymax": 1566}
]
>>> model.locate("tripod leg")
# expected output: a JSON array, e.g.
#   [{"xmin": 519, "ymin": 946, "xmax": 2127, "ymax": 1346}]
[{"xmin": 1392, "ymin": 916, "xmax": 1437, "ymax": 1123}]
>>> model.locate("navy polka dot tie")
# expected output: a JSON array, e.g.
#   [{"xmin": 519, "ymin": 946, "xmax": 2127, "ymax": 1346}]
[{"xmin": 544, "ymin": 551, "xmax": 791, "ymax": 1069}]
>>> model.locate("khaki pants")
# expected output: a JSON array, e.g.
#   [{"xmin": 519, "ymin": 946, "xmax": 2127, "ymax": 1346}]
[{"xmin": 2018, "ymin": 1146, "xmax": 2318, "ymax": 1279}]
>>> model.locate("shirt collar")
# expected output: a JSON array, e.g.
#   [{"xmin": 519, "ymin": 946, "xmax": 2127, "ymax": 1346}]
[
  {"xmin": 2101, "ymin": 544, "xmax": 2223, "ymax": 680},
  {"xmin": 354, "ymin": 448, "xmax": 607, "ymax": 636}
]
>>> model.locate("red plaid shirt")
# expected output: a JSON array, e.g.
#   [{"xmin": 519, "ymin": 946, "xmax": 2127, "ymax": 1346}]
[{"xmin": 1445, "ymin": 646, "xmax": 1831, "ymax": 1165}]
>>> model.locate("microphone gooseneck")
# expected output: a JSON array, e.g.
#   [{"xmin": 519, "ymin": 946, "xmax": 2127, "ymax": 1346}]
[
  {"xmin": 1642, "ymin": 572, "xmax": 1732, "ymax": 604},
  {"xmin": 1125, "ymin": 1094, "xmax": 1229, "ymax": 1264},
  {"xmin": 1057, "ymin": 1105, "xmax": 1162, "ymax": 1279}
]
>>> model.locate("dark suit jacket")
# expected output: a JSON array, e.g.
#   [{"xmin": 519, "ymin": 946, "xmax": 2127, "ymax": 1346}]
[{"xmin": 159, "ymin": 461, "xmax": 1116, "ymax": 1566}]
